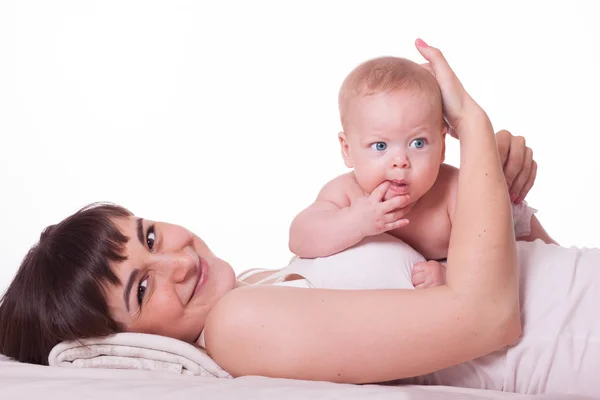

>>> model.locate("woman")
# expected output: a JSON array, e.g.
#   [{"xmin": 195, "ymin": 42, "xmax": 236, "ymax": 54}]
[{"xmin": 1, "ymin": 41, "xmax": 595, "ymax": 395}]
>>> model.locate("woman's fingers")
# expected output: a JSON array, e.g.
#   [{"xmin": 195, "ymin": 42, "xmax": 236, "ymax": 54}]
[
  {"xmin": 495, "ymin": 130, "xmax": 537, "ymax": 203},
  {"xmin": 414, "ymin": 38, "xmax": 468, "ymax": 131},
  {"xmin": 496, "ymin": 129, "xmax": 511, "ymax": 167},
  {"xmin": 510, "ymin": 147, "xmax": 533, "ymax": 201},
  {"xmin": 516, "ymin": 160, "xmax": 537, "ymax": 204},
  {"xmin": 503, "ymin": 136, "xmax": 526, "ymax": 194},
  {"xmin": 415, "ymin": 39, "xmax": 455, "ymax": 84}
]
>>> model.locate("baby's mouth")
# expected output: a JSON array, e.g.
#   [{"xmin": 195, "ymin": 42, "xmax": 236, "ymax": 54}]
[
  {"xmin": 390, "ymin": 180, "xmax": 407, "ymax": 187},
  {"xmin": 388, "ymin": 180, "xmax": 409, "ymax": 194}
]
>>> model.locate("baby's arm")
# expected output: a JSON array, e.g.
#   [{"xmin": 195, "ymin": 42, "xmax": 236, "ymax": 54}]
[
  {"xmin": 411, "ymin": 260, "xmax": 446, "ymax": 289},
  {"xmin": 289, "ymin": 177, "xmax": 361, "ymax": 258},
  {"xmin": 289, "ymin": 175, "xmax": 410, "ymax": 258}
]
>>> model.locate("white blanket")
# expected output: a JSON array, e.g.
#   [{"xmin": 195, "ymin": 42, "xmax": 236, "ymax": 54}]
[
  {"xmin": 48, "ymin": 332, "xmax": 231, "ymax": 378},
  {"xmin": 2, "ymin": 358, "xmax": 596, "ymax": 400}
]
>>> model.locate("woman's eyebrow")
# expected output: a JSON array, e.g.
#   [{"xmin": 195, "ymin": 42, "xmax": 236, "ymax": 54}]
[
  {"xmin": 123, "ymin": 218, "xmax": 146, "ymax": 313},
  {"xmin": 136, "ymin": 218, "xmax": 145, "ymax": 246},
  {"xmin": 123, "ymin": 218, "xmax": 146, "ymax": 312},
  {"xmin": 124, "ymin": 269, "xmax": 140, "ymax": 313}
]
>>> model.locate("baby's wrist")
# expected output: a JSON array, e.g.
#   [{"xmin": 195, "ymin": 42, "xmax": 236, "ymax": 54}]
[{"xmin": 346, "ymin": 205, "xmax": 368, "ymax": 240}]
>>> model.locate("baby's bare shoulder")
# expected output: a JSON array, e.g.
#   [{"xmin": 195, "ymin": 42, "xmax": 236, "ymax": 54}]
[
  {"xmin": 432, "ymin": 164, "xmax": 459, "ymax": 193},
  {"xmin": 438, "ymin": 163, "xmax": 459, "ymax": 182},
  {"xmin": 420, "ymin": 164, "xmax": 458, "ymax": 208},
  {"xmin": 436, "ymin": 164, "xmax": 459, "ymax": 219},
  {"xmin": 316, "ymin": 172, "xmax": 361, "ymax": 207}
]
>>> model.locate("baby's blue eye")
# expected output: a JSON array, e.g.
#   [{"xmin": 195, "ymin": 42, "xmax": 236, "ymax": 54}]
[
  {"xmin": 410, "ymin": 138, "xmax": 426, "ymax": 149},
  {"xmin": 371, "ymin": 142, "xmax": 387, "ymax": 151}
]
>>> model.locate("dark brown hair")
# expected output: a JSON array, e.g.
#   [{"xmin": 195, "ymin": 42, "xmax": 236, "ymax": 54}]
[{"xmin": 0, "ymin": 203, "xmax": 133, "ymax": 365}]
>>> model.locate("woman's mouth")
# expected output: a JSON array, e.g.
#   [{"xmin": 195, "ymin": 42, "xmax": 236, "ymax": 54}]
[{"xmin": 193, "ymin": 258, "xmax": 208, "ymax": 297}]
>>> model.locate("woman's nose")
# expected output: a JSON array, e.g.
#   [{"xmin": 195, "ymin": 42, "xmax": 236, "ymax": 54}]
[{"xmin": 153, "ymin": 251, "xmax": 196, "ymax": 282}]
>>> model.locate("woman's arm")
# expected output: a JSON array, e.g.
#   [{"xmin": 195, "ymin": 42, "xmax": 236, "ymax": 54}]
[{"xmin": 204, "ymin": 40, "xmax": 521, "ymax": 383}]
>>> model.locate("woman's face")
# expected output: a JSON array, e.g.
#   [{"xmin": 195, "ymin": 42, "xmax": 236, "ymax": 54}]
[{"xmin": 105, "ymin": 216, "xmax": 236, "ymax": 344}]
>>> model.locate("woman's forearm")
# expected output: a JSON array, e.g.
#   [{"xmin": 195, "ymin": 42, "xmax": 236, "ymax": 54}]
[{"xmin": 446, "ymin": 104, "xmax": 520, "ymax": 332}]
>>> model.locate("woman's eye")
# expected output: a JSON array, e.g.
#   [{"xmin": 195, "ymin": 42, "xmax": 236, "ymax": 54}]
[
  {"xmin": 137, "ymin": 278, "xmax": 148, "ymax": 306},
  {"xmin": 146, "ymin": 226, "xmax": 156, "ymax": 250},
  {"xmin": 410, "ymin": 138, "xmax": 426, "ymax": 149},
  {"xmin": 371, "ymin": 142, "xmax": 387, "ymax": 151}
]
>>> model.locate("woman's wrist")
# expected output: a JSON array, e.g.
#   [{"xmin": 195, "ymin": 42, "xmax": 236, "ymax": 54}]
[{"xmin": 453, "ymin": 101, "xmax": 491, "ymax": 139}]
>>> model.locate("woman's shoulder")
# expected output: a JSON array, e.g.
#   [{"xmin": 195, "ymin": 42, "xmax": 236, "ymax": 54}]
[{"xmin": 202, "ymin": 284, "xmax": 300, "ymax": 376}]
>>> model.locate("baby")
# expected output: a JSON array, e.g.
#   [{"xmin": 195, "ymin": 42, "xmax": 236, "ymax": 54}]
[{"xmin": 289, "ymin": 56, "xmax": 554, "ymax": 288}]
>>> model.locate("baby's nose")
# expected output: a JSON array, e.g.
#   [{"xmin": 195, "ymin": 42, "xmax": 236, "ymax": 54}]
[{"xmin": 392, "ymin": 153, "xmax": 410, "ymax": 168}]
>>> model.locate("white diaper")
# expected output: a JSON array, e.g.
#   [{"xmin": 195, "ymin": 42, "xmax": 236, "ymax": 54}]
[{"xmin": 512, "ymin": 200, "xmax": 537, "ymax": 237}]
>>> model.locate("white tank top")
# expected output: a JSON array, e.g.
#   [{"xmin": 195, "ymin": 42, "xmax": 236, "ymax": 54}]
[{"xmin": 255, "ymin": 234, "xmax": 425, "ymax": 290}]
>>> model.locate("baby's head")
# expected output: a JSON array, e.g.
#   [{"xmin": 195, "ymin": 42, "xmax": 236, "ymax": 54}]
[{"xmin": 338, "ymin": 56, "xmax": 447, "ymax": 202}]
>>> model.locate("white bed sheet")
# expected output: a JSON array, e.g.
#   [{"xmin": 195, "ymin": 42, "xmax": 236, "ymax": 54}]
[{"xmin": 1, "ymin": 360, "xmax": 595, "ymax": 400}]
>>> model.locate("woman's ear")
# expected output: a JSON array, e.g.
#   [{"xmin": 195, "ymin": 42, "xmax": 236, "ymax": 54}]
[{"xmin": 338, "ymin": 131, "xmax": 353, "ymax": 168}]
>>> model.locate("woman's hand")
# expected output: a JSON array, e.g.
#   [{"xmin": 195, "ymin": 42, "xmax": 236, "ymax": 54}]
[
  {"xmin": 418, "ymin": 40, "xmax": 536, "ymax": 203},
  {"xmin": 496, "ymin": 130, "xmax": 537, "ymax": 204},
  {"xmin": 415, "ymin": 39, "xmax": 483, "ymax": 135}
]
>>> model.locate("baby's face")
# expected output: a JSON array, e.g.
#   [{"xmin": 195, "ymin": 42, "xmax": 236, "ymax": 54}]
[{"xmin": 341, "ymin": 90, "xmax": 445, "ymax": 203}]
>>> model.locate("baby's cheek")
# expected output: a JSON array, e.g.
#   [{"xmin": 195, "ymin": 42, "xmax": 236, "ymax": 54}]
[
  {"xmin": 355, "ymin": 175, "xmax": 376, "ymax": 194},
  {"xmin": 355, "ymin": 167, "xmax": 383, "ymax": 194}
]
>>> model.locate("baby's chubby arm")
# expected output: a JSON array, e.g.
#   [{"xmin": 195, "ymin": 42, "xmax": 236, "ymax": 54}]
[{"xmin": 289, "ymin": 174, "xmax": 411, "ymax": 258}]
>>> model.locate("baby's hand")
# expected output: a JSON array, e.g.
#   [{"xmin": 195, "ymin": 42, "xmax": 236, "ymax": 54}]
[
  {"xmin": 411, "ymin": 260, "xmax": 446, "ymax": 289},
  {"xmin": 351, "ymin": 181, "xmax": 411, "ymax": 237}
]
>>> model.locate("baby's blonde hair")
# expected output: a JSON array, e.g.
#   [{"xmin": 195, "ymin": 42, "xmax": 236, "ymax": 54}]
[{"xmin": 338, "ymin": 56, "xmax": 442, "ymax": 131}]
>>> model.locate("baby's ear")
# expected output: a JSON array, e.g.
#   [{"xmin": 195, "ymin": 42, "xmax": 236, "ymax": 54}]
[
  {"xmin": 443, "ymin": 120, "xmax": 458, "ymax": 139},
  {"xmin": 442, "ymin": 121, "xmax": 449, "ymax": 137},
  {"xmin": 338, "ymin": 131, "xmax": 353, "ymax": 168},
  {"xmin": 441, "ymin": 124, "xmax": 448, "ymax": 163}
]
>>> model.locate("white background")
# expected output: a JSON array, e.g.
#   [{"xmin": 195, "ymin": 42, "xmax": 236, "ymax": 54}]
[{"xmin": 1, "ymin": 1, "xmax": 599, "ymax": 294}]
